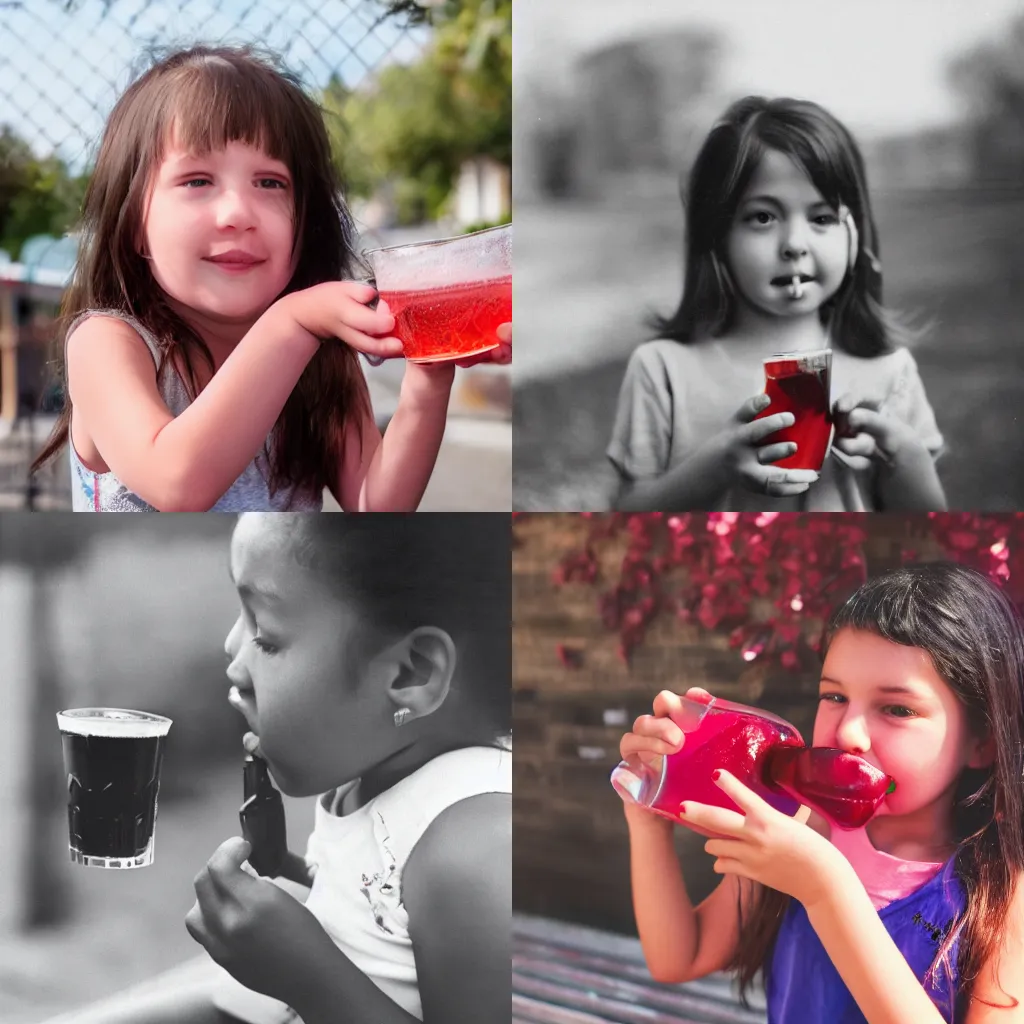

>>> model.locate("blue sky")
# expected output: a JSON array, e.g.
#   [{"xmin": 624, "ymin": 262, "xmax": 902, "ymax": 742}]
[
  {"xmin": 0, "ymin": 0, "xmax": 427, "ymax": 169},
  {"xmin": 514, "ymin": 0, "xmax": 1024, "ymax": 139}
]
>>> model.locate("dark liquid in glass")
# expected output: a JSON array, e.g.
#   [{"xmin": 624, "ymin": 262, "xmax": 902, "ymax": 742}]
[{"xmin": 62, "ymin": 732, "xmax": 166, "ymax": 859}]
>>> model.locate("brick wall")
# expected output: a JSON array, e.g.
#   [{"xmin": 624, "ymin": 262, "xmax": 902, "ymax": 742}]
[{"xmin": 512, "ymin": 513, "xmax": 942, "ymax": 933}]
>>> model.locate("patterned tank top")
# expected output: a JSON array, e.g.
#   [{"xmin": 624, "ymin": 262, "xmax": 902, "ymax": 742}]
[{"xmin": 67, "ymin": 309, "xmax": 323, "ymax": 511}]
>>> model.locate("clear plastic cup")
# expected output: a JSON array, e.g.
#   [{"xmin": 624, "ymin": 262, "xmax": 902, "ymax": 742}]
[{"xmin": 366, "ymin": 223, "xmax": 511, "ymax": 363}]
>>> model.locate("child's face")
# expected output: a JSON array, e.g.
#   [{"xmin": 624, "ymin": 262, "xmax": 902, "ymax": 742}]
[
  {"xmin": 224, "ymin": 514, "xmax": 393, "ymax": 797},
  {"xmin": 725, "ymin": 148, "xmax": 850, "ymax": 319},
  {"xmin": 143, "ymin": 137, "xmax": 297, "ymax": 326},
  {"xmin": 812, "ymin": 628, "xmax": 990, "ymax": 826}
]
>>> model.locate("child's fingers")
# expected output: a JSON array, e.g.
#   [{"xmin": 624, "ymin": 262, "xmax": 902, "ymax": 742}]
[
  {"xmin": 745, "ymin": 467, "xmax": 818, "ymax": 496},
  {"xmin": 496, "ymin": 322, "xmax": 512, "ymax": 344},
  {"xmin": 734, "ymin": 393, "xmax": 773, "ymax": 423},
  {"xmin": 335, "ymin": 299, "xmax": 395, "ymax": 337},
  {"xmin": 620, "ymin": 730, "xmax": 682, "ymax": 761},
  {"xmin": 651, "ymin": 689, "xmax": 685, "ymax": 719},
  {"xmin": 834, "ymin": 434, "xmax": 877, "ymax": 459},
  {"xmin": 683, "ymin": 686, "xmax": 714, "ymax": 704},
  {"xmin": 742, "ymin": 411, "xmax": 796, "ymax": 445},
  {"xmin": 335, "ymin": 326, "xmax": 405, "ymax": 359},
  {"xmin": 631, "ymin": 712, "xmax": 685, "ymax": 750},
  {"xmin": 756, "ymin": 441, "xmax": 798, "ymax": 465}
]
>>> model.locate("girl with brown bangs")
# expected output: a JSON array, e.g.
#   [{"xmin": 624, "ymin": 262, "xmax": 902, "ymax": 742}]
[
  {"xmin": 607, "ymin": 96, "xmax": 944, "ymax": 513},
  {"xmin": 30, "ymin": 45, "xmax": 511, "ymax": 512},
  {"xmin": 618, "ymin": 563, "xmax": 1024, "ymax": 1023}
]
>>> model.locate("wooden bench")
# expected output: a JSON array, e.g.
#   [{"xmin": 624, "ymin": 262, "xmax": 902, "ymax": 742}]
[{"xmin": 513, "ymin": 914, "xmax": 767, "ymax": 1024}]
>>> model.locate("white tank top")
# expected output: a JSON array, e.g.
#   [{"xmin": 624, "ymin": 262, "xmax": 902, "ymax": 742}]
[{"xmin": 212, "ymin": 741, "xmax": 512, "ymax": 1023}]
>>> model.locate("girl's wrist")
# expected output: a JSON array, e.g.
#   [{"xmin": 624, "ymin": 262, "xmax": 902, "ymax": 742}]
[{"xmin": 401, "ymin": 360, "xmax": 456, "ymax": 404}]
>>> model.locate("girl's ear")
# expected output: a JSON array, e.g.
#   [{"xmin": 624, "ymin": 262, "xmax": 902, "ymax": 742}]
[{"xmin": 375, "ymin": 627, "xmax": 457, "ymax": 725}]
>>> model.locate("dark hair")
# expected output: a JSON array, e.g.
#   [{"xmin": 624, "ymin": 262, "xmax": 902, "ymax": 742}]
[
  {"xmin": 32, "ymin": 44, "xmax": 371, "ymax": 496},
  {"xmin": 291, "ymin": 514, "xmax": 511, "ymax": 745},
  {"xmin": 652, "ymin": 95, "xmax": 915, "ymax": 356},
  {"xmin": 733, "ymin": 562, "xmax": 1024, "ymax": 1015}
]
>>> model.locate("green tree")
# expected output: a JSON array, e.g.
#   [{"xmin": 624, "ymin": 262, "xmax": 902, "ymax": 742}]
[
  {"xmin": 323, "ymin": 0, "xmax": 511, "ymax": 224},
  {"xmin": 0, "ymin": 125, "xmax": 87, "ymax": 261}
]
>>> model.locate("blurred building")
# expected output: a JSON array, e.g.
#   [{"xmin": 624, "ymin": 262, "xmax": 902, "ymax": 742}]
[{"xmin": 0, "ymin": 265, "xmax": 64, "ymax": 422}]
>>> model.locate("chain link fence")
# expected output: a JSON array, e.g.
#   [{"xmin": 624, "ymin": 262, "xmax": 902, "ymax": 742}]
[
  {"xmin": 1, "ymin": 0, "xmax": 428, "ymax": 169},
  {"xmin": 0, "ymin": 0, "xmax": 435, "ymax": 509}
]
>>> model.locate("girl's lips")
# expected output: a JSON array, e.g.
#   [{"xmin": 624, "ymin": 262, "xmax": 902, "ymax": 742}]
[{"xmin": 228, "ymin": 685, "xmax": 259, "ymax": 734}]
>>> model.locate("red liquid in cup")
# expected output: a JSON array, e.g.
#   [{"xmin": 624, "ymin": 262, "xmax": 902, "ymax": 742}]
[
  {"xmin": 755, "ymin": 355, "xmax": 833, "ymax": 471},
  {"xmin": 381, "ymin": 274, "xmax": 511, "ymax": 363},
  {"xmin": 611, "ymin": 697, "xmax": 894, "ymax": 837}
]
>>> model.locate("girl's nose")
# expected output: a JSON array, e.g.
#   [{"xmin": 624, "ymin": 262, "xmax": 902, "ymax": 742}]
[
  {"xmin": 224, "ymin": 615, "xmax": 249, "ymax": 685},
  {"xmin": 834, "ymin": 713, "xmax": 870, "ymax": 755},
  {"xmin": 215, "ymin": 188, "xmax": 257, "ymax": 231},
  {"xmin": 781, "ymin": 221, "xmax": 810, "ymax": 260}
]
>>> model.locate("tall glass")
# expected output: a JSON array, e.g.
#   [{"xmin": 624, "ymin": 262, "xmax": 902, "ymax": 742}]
[
  {"xmin": 56, "ymin": 708, "xmax": 172, "ymax": 868},
  {"xmin": 754, "ymin": 349, "xmax": 833, "ymax": 471},
  {"xmin": 366, "ymin": 223, "xmax": 512, "ymax": 363}
]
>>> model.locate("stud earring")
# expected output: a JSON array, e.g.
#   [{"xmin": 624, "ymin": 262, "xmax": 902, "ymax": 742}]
[{"xmin": 394, "ymin": 707, "xmax": 411, "ymax": 728}]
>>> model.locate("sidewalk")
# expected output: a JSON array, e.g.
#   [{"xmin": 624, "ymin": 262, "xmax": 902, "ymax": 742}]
[{"xmin": 513, "ymin": 914, "xmax": 767, "ymax": 1024}]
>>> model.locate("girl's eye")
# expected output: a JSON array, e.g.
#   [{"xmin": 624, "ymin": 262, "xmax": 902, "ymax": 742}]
[
  {"xmin": 745, "ymin": 210, "xmax": 775, "ymax": 226},
  {"xmin": 251, "ymin": 635, "xmax": 279, "ymax": 656},
  {"xmin": 183, "ymin": 177, "xmax": 211, "ymax": 188},
  {"xmin": 258, "ymin": 178, "xmax": 288, "ymax": 189},
  {"xmin": 818, "ymin": 692, "xmax": 845, "ymax": 705},
  {"xmin": 813, "ymin": 213, "xmax": 840, "ymax": 226},
  {"xmin": 884, "ymin": 705, "xmax": 917, "ymax": 719}
]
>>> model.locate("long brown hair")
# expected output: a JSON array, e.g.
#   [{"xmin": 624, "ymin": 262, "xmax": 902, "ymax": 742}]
[
  {"xmin": 31, "ymin": 44, "xmax": 371, "ymax": 496},
  {"xmin": 651, "ymin": 96, "xmax": 921, "ymax": 355},
  {"xmin": 732, "ymin": 563, "xmax": 1024, "ymax": 1015}
]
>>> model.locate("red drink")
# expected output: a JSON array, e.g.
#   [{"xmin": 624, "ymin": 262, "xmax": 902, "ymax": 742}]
[
  {"xmin": 766, "ymin": 746, "xmax": 894, "ymax": 830},
  {"xmin": 754, "ymin": 349, "xmax": 833, "ymax": 471},
  {"xmin": 612, "ymin": 695, "xmax": 895, "ymax": 837},
  {"xmin": 382, "ymin": 274, "xmax": 511, "ymax": 363},
  {"xmin": 612, "ymin": 696, "xmax": 804, "ymax": 838}
]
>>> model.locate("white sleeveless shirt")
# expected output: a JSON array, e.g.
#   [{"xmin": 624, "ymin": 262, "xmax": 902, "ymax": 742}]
[{"xmin": 212, "ymin": 741, "xmax": 512, "ymax": 1022}]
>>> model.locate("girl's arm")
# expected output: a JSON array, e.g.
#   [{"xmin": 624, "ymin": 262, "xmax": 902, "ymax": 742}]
[
  {"xmin": 615, "ymin": 438, "xmax": 733, "ymax": 511},
  {"xmin": 873, "ymin": 445, "xmax": 947, "ymax": 511},
  {"xmin": 67, "ymin": 286, "xmax": 397, "ymax": 512},
  {"xmin": 403, "ymin": 793, "xmax": 510, "ymax": 1024},
  {"xmin": 963, "ymin": 872, "xmax": 1024, "ymax": 1022},
  {"xmin": 625, "ymin": 803, "xmax": 753, "ymax": 982},
  {"xmin": 804, "ymin": 857, "xmax": 953, "ymax": 1024},
  {"xmin": 332, "ymin": 362, "xmax": 453, "ymax": 512}
]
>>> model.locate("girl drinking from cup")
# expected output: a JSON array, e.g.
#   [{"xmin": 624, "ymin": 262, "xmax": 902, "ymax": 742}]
[
  {"xmin": 45, "ymin": 513, "xmax": 511, "ymax": 1024},
  {"xmin": 618, "ymin": 562, "xmax": 1024, "ymax": 1022},
  {"xmin": 607, "ymin": 96, "xmax": 945, "ymax": 512},
  {"xmin": 31, "ymin": 45, "xmax": 511, "ymax": 512}
]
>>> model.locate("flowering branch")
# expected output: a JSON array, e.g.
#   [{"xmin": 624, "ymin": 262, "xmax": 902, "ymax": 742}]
[{"xmin": 515, "ymin": 513, "xmax": 1024, "ymax": 671}]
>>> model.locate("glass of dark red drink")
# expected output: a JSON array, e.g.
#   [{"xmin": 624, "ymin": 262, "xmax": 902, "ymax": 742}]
[
  {"xmin": 754, "ymin": 348, "xmax": 833, "ymax": 471},
  {"xmin": 366, "ymin": 223, "xmax": 512, "ymax": 363},
  {"xmin": 56, "ymin": 708, "xmax": 172, "ymax": 868}
]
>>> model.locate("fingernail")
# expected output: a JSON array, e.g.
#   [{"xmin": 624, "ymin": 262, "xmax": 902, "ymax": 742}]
[
  {"xmin": 712, "ymin": 769, "xmax": 722, "ymax": 781},
  {"xmin": 679, "ymin": 803, "xmax": 688, "ymax": 816}
]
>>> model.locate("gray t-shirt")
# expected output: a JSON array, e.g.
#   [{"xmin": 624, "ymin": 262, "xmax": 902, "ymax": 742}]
[
  {"xmin": 607, "ymin": 339, "xmax": 943, "ymax": 512},
  {"xmin": 67, "ymin": 309, "xmax": 323, "ymax": 512}
]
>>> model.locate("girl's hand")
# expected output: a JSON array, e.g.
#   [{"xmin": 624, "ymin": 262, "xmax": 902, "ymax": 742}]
[
  {"xmin": 680, "ymin": 769, "xmax": 848, "ymax": 910},
  {"xmin": 719, "ymin": 394, "xmax": 820, "ymax": 497},
  {"xmin": 832, "ymin": 393, "xmax": 924, "ymax": 470},
  {"xmin": 451, "ymin": 321, "xmax": 512, "ymax": 368},
  {"xmin": 185, "ymin": 837, "xmax": 337, "ymax": 1009},
  {"xmin": 619, "ymin": 687, "xmax": 714, "ymax": 826},
  {"xmin": 279, "ymin": 281, "xmax": 405, "ymax": 361},
  {"xmin": 619, "ymin": 686, "xmax": 714, "ymax": 764}
]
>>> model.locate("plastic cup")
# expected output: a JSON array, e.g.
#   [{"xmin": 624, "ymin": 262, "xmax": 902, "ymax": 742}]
[{"xmin": 366, "ymin": 223, "xmax": 511, "ymax": 363}]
